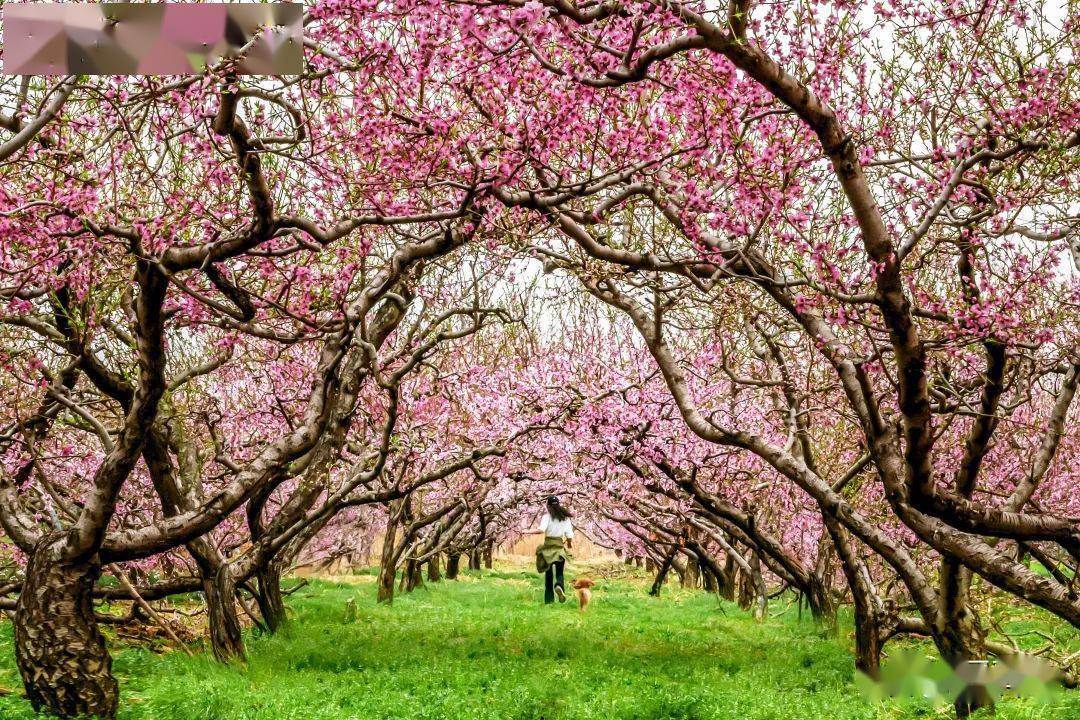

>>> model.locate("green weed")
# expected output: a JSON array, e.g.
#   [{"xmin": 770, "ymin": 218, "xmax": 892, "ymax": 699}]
[{"xmin": 0, "ymin": 569, "xmax": 1074, "ymax": 719}]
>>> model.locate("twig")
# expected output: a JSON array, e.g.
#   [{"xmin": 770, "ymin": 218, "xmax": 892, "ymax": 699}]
[{"xmin": 106, "ymin": 565, "xmax": 193, "ymax": 655}]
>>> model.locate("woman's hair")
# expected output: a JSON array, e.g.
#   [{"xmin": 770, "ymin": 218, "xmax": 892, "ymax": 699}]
[{"xmin": 546, "ymin": 495, "xmax": 572, "ymax": 521}]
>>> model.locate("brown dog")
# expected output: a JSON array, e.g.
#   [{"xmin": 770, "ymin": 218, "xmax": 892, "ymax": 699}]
[{"xmin": 573, "ymin": 578, "xmax": 596, "ymax": 612}]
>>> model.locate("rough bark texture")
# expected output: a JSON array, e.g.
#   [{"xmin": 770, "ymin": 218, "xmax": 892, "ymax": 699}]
[
  {"xmin": 15, "ymin": 541, "xmax": 119, "ymax": 719},
  {"xmin": 377, "ymin": 508, "xmax": 399, "ymax": 604},
  {"xmin": 204, "ymin": 565, "xmax": 245, "ymax": 662},
  {"xmin": 256, "ymin": 561, "xmax": 287, "ymax": 632}
]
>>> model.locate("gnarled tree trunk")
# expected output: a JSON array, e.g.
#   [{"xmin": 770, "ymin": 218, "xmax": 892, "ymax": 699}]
[
  {"xmin": 15, "ymin": 540, "xmax": 118, "ymax": 719},
  {"xmin": 256, "ymin": 560, "xmax": 287, "ymax": 632},
  {"xmin": 203, "ymin": 565, "xmax": 245, "ymax": 662}
]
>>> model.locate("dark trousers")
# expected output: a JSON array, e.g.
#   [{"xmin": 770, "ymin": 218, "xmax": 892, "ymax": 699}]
[{"xmin": 544, "ymin": 559, "xmax": 565, "ymax": 604}]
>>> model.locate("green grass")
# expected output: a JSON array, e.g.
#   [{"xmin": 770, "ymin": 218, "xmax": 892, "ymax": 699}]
[{"xmin": 0, "ymin": 566, "xmax": 1076, "ymax": 720}]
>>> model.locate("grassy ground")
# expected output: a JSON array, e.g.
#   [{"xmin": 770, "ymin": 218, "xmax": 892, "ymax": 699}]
[{"xmin": 0, "ymin": 564, "xmax": 1076, "ymax": 720}]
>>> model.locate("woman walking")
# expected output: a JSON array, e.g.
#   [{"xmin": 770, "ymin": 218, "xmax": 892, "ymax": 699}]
[{"xmin": 535, "ymin": 495, "xmax": 573, "ymax": 603}]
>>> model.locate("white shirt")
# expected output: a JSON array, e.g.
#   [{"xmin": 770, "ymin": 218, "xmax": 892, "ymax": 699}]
[{"xmin": 539, "ymin": 512, "xmax": 574, "ymax": 539}]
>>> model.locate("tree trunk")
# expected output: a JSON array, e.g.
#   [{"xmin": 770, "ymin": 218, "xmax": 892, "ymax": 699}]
[
  {"xmin": 446, "ymin": 553, "xmax": 461, "ymax": 580},
  {"xmin": 681, "ymin": 552, "xmax": 700, "ymax": 589},
  {"xmin": 938, "ymin": 563, "xmax": 994, "ymax": 717},
  {"xmin": 15, "ymin": 542, "xmax": 119, "ymax": 719},
  {"xmin": 823, "ymin": 515, "xmax": 883, "ymax": 679},
  {"xmin": 805, "ymin": 573, "xmax": 834, "ymax": 625},
  {"xmin": 376, "ymin": 562, "xmax": 396, "ymax": 604},
  {"xmin": 468, "ymin": 548, "xmax": 482, "ymax": 570},
  {"xmin": 377, "ymin": 508, "xmax": 399, "ymax": 604},
  {"xmin": 255, "ymin": 560, "xmax": 287, "ymax": 632},
  {"xmin": 736, "ymin": 567, "xmax": 752, "ymax": 610},
  {"xmin": 701, "ymin": 564, "xmax": 717, "ymax": 593},
  {"xmin": 203, "ymin": 565, "xmax": 245, "ymax": 662},
  {"xmin": 483, "ymin": 541, "xmax": 494, "ymax": 569},
  {"xmin": 650, "ymin": 543, "xmax": 679, "ymax": 596},
  {"xmin": 403, "ymin": 559, "xmax": 423, "ymax": 593},
  {"xmin": 748, "ymin": 551, "xmax": 768, "ymax": 620},
  {"xmin": 735, "ymin": 551, "xmax": 768, "ymax": 619},
  {"xmin": 427, "ymin": 556, "xmax": 442, "ymax": 583},
  {"xmin": 645, "ymin": 556, "xmax": 657, "ymax": 574},
  {"xmin": 719, "ymin": 548, "xmax": 736, "ymax": 600},
  {"xmin": 851, "ymin": 589, "xmax": 885, "ymax": 681}
]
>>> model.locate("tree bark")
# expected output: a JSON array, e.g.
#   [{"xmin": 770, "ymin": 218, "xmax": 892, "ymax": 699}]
[
  {"xmin": 736, "ymin": 567, "xmax": 752, "ymax": 610},
  {"xmin": 748, "ymin": 551, "xmax": 768, "ymax": 620},
  {"xmin": 203, "ymin": 565, "xmax": 245, "ymax": 662},
  {"xmin": 823, "ymin": 516, "xmax": 885, "ymax": 678},
  {"xmin": 377, "ymin": 505, "xmax": 400, "ymax": 604},
  {"xmin": 446, "ymin": 553, "xmax": 461, "ymax": 580},
  {"xmin": 805, "ymin": 573, "xmax": 834, "ymax": 625},
  {"xmin": 483, "ymin": 541, "xmax": 494, "ymax": 569},
  {"xmin": 937, "ymin": 575, "xmax": 994, "ymax": 718},
  {"xmin": 255, "ymin": 560, "xmax": 287, "ymax": 632},
  {"xmin": 427, "ymin": 555, "xmax": 442, "ymax": 583},
  {"xmin": 680, "ymin": 552, "xmax": 700, "ymax": 589},
  {"xmin": 468, "ymin": 548, "xmax": 482, "ymax": 570},
  {"xmin": 403, "ymin": 559, "xmax": 424, "ymax": 593},
  {"xmin": 376, "ymin": 562, "xmax": 396, "ymax": 604},
  {"xmin": 719, "ymin": 549, "xmax": 736, "ymax": 601},
  {"xmin": 701, "ymin": 564, "xmax": 717, "ymax": 593},
  {"xmin": 650, "ymin": 543, "xmax": 679, "ymax": 596},
  {"xmin": 15, "ymin": 540, "xmax": 119, "ymax": 719}
]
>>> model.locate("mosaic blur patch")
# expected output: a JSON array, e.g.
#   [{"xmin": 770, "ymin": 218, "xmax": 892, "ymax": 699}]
[{"xmin": 2, "ymin": 3, "xmax": 303, "ymax": 75}]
